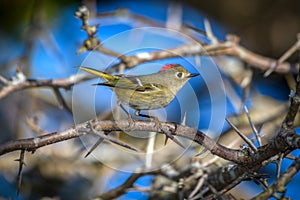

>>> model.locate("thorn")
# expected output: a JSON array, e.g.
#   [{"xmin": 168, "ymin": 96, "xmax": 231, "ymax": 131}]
[
  {"xmin": 164, "ymin": 135, "xmax": 169, "ymax": 146},
  {"xmin": 204, "ymin": 18, "xmax": 218, "ymax": 44},
  {"xmin": 181, "ymin": 112, "xmax": 187, "ymax": 126},
  {"xmin": 14, "ymin": 159, "xmax": 27, "ymax": 166},
  {"xmin": 85, "ymin": 137, "xmax": 104, "ymax": 158},
  {"xmin": 85, "ymin": 122, "xmax": 139, "ymax": 156},
  {"xmin": 183, "ymin": 24, "xmax": 207, "ymax": 36},
  {"xmin": 163, "ymin": 130, "xmax": 185, "ymax": 149}
]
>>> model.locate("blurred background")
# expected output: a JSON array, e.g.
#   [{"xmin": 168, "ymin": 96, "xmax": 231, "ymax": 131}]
[{"xmin": 0, "ymin": 0, "xmax": 299, "ymax": 199}]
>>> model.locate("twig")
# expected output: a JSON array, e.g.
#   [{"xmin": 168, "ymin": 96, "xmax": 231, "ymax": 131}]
[
  {"xmin": 75, "ymin": 6, "xmax": 127, "ymax": 61},
  {"xmin": 15, "ymin": 150, "xmax": 25, "ymax": 195},
  {"xmin": 188, "ymin": 174, "xmax": 208, "ymax": 199},
  {"xmin": 77, "ymin": 6, "xmax": 298, "ymax": 75},
  {"xmin": 285, "ymin": 154, "xmax": 296, "ymax": 160},
  {"xmin": 276, "ymin": 153, "xmax": 284, "ymax": 179},
  {"xmin": 205, "ymin": 129, "xmax": 297, "ymax": 193},
  {"xmin": 96, "ymin": 170, "xmax": 157, "ymax": 200},
  {"xmin": 244, "ymin": 106, "xmax": 262, "ymax": 147},
  {"xmin": 282, "ymin": 61, "xmax": 300, "ymax": 130},
  {"xmin": 190, "ymin": 187, "xmax": 210, "ymax": 200},
  {"xmin": 0, "ymin": 74, "xmax": 9, "ymax": 84},
  {"xmin": 264, "ymin": 35, "xmax": 300, "ymax": 77},
  {"xmin": 25, "ymin": 116, "xmax": 47, "ymax": 135},
  {"xmin": 82, "ymin": 121, "xmax": 139, "ymax": 158},
  {"xmin": 84, "ymin": 137, "xmax": 104, "ymax": 158},
  {"xmin": 225, "ymin": 118, "xmax": 257, "ymax": 152},
  {"xmin": 104, "ymin": 39, "xmax": 299, "ymax": 75},
  {"xmin": 205, "ymin": 172, "xmax": 248, "ymax": 200}
]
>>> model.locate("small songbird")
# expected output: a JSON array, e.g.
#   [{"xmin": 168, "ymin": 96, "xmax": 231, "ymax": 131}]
[
  {"xmin": 78, "ymin": 64, "xmax": 199, "ymax": 149},
  {"xmin": 78, "ymin": 64, "xmax": 199, "ymax": 115}
]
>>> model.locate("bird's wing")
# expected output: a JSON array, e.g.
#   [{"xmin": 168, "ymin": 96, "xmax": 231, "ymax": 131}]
[
  {"xmin": 134, "ymin": 83, "xmax": 166, "ymax": 92},
  {"xmin": 94, "ymin": 80, "xmax": 166, "ymax": 93}
]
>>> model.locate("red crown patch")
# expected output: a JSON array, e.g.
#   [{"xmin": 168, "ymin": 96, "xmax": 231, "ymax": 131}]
[{"xmin": 159, "ymin": 64, "xmax": 177, "ymax": 72}]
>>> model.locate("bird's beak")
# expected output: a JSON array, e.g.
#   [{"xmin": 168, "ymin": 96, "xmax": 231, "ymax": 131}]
[{"xmin": 188, "ymin": 73, "xmax": 200, "ymax": 78}]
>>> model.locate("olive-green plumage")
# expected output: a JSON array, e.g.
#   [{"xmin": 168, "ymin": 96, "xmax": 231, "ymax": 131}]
[{"xmin": 78, "ymin": 64, "xmax": 199, "ymax": 111}]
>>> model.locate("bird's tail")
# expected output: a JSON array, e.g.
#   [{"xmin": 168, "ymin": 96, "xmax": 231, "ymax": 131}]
[{"xmin": 77, "ymin": 66, "xmax": 117, "ymax": 81}]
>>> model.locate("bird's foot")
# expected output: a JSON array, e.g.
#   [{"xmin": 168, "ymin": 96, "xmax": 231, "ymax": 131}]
[
  {"xmin": 134, "ymin": 110, "xmax": 185, "ymax": 148},
  {"xmin": 127, "ymin": 112, "xmax": 136, "ymax": 129},
  {"xmin": 119, "ymin": 103, "xmax": 136, "ymax": 128}
]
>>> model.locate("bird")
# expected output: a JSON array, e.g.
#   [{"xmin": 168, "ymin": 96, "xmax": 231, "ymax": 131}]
[
  {"xmin": 78, "ymin": 64, "xmax": 199, "ymax": 112},
  {"xmin": 78, "ymin": 64, "xmax": 199, "ymax": 148}
]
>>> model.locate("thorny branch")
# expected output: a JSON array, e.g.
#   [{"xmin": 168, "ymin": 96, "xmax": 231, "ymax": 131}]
[
  {"xmin": 0, "ymin": 119, "xmax": 242, "ymax": 163},
  {"xmin": 0, "ymin": 118, "xmax": 299, "ymax": 198},
  {"xmin": 0, "ymin": 72, "xmax": 93, "ymax": 100}
]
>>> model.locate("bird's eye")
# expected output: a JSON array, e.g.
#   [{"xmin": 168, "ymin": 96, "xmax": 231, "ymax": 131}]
[{"xmin": 176, "ymin": 72, "xmax": 184, "ymax": 78}]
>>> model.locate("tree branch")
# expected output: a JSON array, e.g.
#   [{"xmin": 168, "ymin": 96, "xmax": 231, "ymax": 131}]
[
  {"xmin": 0, "ymin": 119, "xmax": 242, "ymax": 163},
  {"xmin": 0, "ymin": 73, "xmax": 93, "ymax": 100},
  {"xmin": 112, "ymin": 38, "xmax": 299, "ymax": 74},
  {"xmin": 76, "ymin": 6, "xmax": 298, "ymax": 75},
  {"xmin": 96, "ymin": 170, "xmax": 157, "ymax": 200}
]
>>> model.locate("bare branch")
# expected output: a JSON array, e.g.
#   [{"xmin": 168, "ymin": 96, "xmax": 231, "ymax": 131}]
[
  {"xmin": 282, "ymin": 63, "xmax": 300, "ymax": 130},
  {"xmin": 0, "ymin": 119, "xmax": 242, "ymax": 164},
  {"xmin": 252, "ymin": 156, "xmax": 300, "ymax": 200},
  {"xmin": 83, "ymin": 121, "xmax": 138, "ymax": 157},
  {"xmin": 0, "ymin": 73, "xmax": 92, "ymax": 100},
  {"xmin": 0, "ymin": 74, "xmax": 9, "ymax": 84},
  {"xmin": 96, "ymin": 170, "xmax": 157, "ymax": 200},
  {"xmin": 264, "ymin": 35, "xmax": 300, "ymax": 77},
  {"xmin": 102, "ymin": 39, "xmax": 299, "ymax": 75},
  {"xmin": 25, "ymin": 116, "xmax": 47, "ymax": 135},
  {"xmin": 244, "ymin": 106, "xmax": 262, "ymax": 147},
  {"xmin": 276, "ymin": 153, "xmax": 284, "ymax": 179},
  {"xmin": 76, "ymin": 6, "xmax": 298, "ymax": 75},
  {"xmin": 188, "ymin": 174, "xmax": 208, "ymax": 199}
]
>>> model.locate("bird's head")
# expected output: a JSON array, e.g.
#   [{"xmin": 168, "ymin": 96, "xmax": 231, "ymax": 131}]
[{"xmin": 159, "ymin": 64, "xmax": 199, "ymax": 80}]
